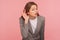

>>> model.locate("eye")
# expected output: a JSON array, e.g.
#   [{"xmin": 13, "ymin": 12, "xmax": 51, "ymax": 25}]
[{"xmin": 32, "ymin": 8, "xmax": 38, "ymax": 11}]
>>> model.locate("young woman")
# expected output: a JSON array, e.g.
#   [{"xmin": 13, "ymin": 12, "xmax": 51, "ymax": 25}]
[{"xmin": 19, "ymin": 2, "xmax": 45, "ymax": 40}]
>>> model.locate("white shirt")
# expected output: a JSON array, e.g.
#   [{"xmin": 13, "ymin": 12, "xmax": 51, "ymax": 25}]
[{"xmin": 29, "ymin": 17, "xmax": 37, "ymax": 33}]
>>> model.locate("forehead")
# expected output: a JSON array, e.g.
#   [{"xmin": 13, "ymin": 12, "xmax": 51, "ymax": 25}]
[{"xmin": 30, "ymin": 5, "xmax": 37, "ymax": 9}]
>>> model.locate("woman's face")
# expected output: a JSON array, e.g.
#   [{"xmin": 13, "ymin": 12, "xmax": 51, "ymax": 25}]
[{"xmin": 28, "ymin": 5, "xmax": 38, "ymax": 17}]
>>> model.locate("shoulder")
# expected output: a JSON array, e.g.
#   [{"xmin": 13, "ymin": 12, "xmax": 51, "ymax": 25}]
[
  {"xmin": 38, "ymin": 15, "xmax": 45, "ymax": 22},
  {"xmin": 19, "ymin": 16, "xmax": 25, "ymax": 22}
]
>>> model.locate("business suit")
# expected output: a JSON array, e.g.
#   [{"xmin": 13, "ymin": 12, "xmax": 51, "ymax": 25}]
[{"xmin": 19, "ymin": 15, "xmax": 45, "ymax": 40}]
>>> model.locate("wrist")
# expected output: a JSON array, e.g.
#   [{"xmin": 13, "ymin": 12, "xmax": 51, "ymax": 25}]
[{"xmin": 25, "ymin": 19, "xmax": 28, "ymax": 24}]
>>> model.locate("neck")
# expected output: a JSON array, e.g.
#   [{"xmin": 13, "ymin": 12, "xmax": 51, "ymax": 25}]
[{"xmin": 29, "ymin": 15, "xmax": 37, "ymax": 20}]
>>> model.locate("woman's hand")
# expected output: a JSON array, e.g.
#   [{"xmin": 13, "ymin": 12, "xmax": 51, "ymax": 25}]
[{"xmin": 22, "ymin": 10, "xmax": 29, "ymax": 24}]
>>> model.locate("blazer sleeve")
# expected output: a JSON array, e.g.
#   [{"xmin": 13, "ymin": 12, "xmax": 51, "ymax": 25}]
[
  {"xmin": 19, "ymin": 17, "xmax": 29, "ymax": 39},
  {"xmin": 40, "ymin": 17, "xmax": 45, "ymax": 40}
]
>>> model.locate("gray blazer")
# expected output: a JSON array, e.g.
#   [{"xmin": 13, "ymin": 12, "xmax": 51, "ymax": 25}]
[{"xmin": 19, "ymin": 15, "xmax": 45, "ymax": 40}]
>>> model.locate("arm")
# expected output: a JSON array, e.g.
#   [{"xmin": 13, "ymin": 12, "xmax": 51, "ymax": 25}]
[
  {"xmin": 40, "ymin": 17, "xmax": 45, "ymax": 40},
  {"xmin": 19, "ymin": 17, "xmax": 29, "ymax": 39}
]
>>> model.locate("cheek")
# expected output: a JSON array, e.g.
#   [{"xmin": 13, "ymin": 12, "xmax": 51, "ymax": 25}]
[
  {"xmin": 29, "ymin": 12, "xmax": 37, "ymax": 17},
  {"xmin": 29, "ymin": 11, "xmax": 35, "ymax": 15},
  {"xmin": 30, "ymin": 11, "xmax": 36, "ymax": 14},
  {"xmin": 29, "ymin": 10, "xmax": 38, "ymax": 16}
]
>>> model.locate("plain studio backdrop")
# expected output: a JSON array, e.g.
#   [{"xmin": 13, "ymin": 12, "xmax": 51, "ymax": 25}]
[{"xmin": 0, "ymin": 0, "xmax": 60, "ymax": 40}]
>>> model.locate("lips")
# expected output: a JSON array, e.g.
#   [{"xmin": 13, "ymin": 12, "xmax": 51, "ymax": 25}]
[{"xmin": 35, "ymin": 13, "xmax": 37, "ymax": 15}]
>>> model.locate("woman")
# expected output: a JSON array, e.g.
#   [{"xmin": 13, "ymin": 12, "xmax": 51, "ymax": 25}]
[{"xmin": 19, "ymin": 2, "xmax": 45, "ymax": 40}]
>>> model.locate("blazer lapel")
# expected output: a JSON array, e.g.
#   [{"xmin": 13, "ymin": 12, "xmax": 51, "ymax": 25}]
[
  {"xmin": 34, "ymin": 16, "xmax": 42, "ymax": 34},
  {"xmin": 28, "ymin": 20, "xmax": 33, "ymax": 34}
]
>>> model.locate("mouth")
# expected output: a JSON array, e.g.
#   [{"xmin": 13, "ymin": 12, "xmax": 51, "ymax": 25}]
[{"xmin": 35, "ymin": 13, "xmax": 37, "ymax": 15}]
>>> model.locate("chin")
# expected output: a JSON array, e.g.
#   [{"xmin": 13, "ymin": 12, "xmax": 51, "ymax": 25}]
[{"xmin": 33, "ymin": 15, "xmax": 37, "ymax": 17}]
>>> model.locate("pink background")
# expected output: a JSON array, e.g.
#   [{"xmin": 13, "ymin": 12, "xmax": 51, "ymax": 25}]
[{"xmin": 0, "ymin": 0, "xmax": 60, "ymax": 40}]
